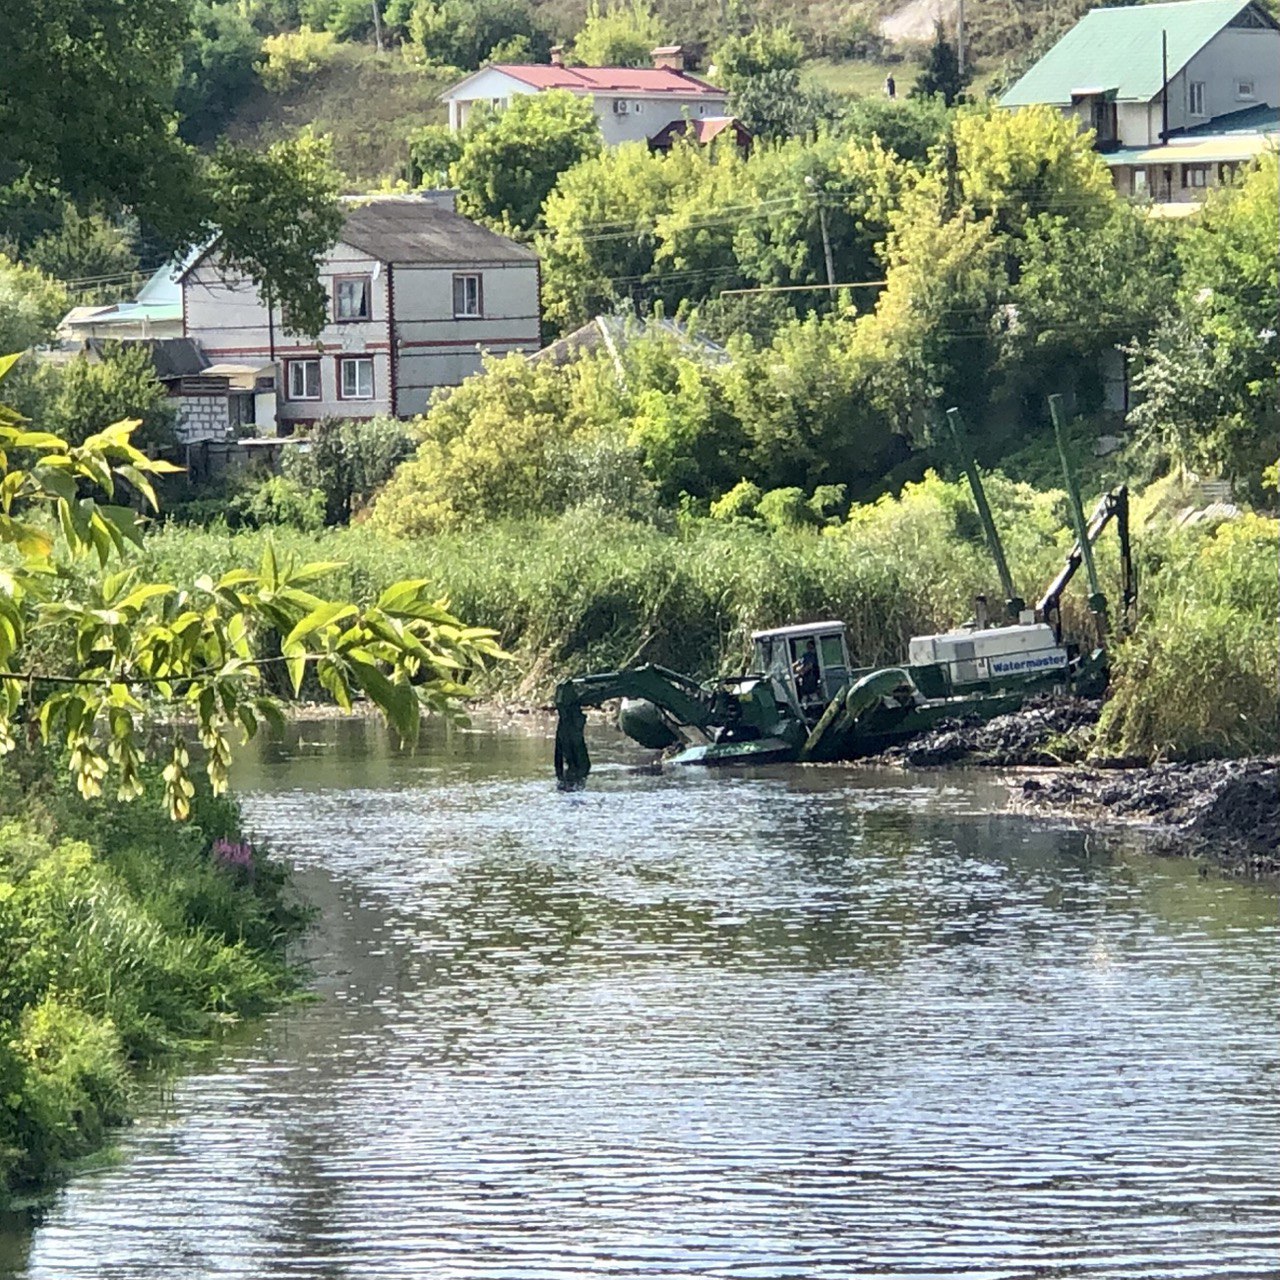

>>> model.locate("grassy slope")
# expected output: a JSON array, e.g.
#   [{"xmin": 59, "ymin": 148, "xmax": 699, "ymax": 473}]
[{"xmin": 223, "ymin": 44, "xmax": 451, "ymax": 187}]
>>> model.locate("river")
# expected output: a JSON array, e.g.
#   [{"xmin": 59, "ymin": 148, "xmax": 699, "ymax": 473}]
[{"xmin": 2, "ymin": 715, "xmax": 1277, "ymax": 1279}]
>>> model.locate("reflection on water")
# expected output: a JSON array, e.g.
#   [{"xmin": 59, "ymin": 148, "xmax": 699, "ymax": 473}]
[{"xmin": 3, "ymin": 715, "xmax": 1277, "ymax": 1279}]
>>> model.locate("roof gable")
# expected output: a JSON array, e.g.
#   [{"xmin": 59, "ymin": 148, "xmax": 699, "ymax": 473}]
[{"xmin": 1000, "ymin": 0, "xmax": 1277, "ymax": 107}]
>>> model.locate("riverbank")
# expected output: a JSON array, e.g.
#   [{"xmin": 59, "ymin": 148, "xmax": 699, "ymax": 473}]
[
  {"xmin": 0, "ymin": 763, "xmax": 306, "ymax": 1203},
  {"xmin": 1015, "ymin": 758, "xmax": 1280, "ymax": 878},
  {"xmin": 846, "ymin": 699, "xmax": 1278, "ymax": 876}
]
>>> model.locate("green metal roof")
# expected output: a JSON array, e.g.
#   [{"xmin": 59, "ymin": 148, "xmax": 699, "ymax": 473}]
[{"xmin": 1000, "ymin": 0, "xmax": 1264, "ymax": 107}]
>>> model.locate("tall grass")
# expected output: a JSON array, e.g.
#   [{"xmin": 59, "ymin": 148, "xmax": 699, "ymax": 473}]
[
  {"xmin": 141, "ymin": 472, "xmax": 1127, "ymax": 693},
  {"xmin": 144, "ymin": 473, "xmax": 1276, "ymax": 760},
  {"xmin": 1098, "ymin": 513, "xmax": 1280, "ymax": 760},
  {"xmin": 0, "ymin": 763, "xmax": 305, "ymax": 1197}
]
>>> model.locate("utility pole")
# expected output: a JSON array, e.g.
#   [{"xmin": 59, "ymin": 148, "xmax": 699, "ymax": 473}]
[
  {"xmin": 372, "ymin": 0, "xmax": 384, "ymax": 52},
  {"xmin": 805, "ymin": 176, "xmax": 836, "ymax": 288}
]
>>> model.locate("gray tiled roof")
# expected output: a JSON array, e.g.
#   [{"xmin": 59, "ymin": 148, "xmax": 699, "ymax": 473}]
[{"xmin": 339, "ymin": 197, "xmax": 537, "ymax": 265}]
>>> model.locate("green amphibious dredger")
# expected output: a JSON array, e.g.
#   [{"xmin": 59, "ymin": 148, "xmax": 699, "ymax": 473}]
[{"xmin": 553, "ymin": 398, "xmax": 1136, "ymax": 786}]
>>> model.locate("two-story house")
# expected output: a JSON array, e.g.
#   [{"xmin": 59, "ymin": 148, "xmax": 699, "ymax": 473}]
[
  {"xmin": 441, "ymin": 47, "xmax": 729, "ymax": 147},
  {"xmin": 1000, "ymin": 0, "xmax": 1279, "ymax": 204},
  {"xmin": 182, "ymin": 192, "xmax": 540, "ymax": 434}
]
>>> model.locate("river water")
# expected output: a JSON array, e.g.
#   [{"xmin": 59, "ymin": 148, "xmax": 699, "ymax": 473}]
[{"xmin": 2, "ymin": 715, "xmax": 1277, "ymax": 1279}]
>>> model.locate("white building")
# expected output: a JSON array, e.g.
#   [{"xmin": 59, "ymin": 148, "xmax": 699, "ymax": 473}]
[
  {"xmin": 182, "ymin": 192, "xmax": 540, "ymax": 434},
  {"xmin": 440, "ymin": 48, "xmax": 728, "ymax": 147},
  {"xmin": 999, "ymin": 0, "xmax": 1279, "ymax": 159}
]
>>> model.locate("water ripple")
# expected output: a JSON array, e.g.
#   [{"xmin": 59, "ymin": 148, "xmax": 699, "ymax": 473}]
[{"xmin": 6, "ymin": 717, "xmax": 1277, "ymax": 1280}]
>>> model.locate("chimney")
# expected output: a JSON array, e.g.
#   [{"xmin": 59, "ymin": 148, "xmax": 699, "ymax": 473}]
[
  {"xmin": 651, "ymin": 45, "xmax": 686, "ymax": 71},
  {"xmin": 550, "ymin": 44, "xmax": 565, "ymax": 67}
]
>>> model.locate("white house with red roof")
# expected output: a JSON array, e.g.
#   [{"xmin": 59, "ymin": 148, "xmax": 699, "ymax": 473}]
[{"xmin": 441, "ymin": 47, "xmax": 729, "ymax": 146}]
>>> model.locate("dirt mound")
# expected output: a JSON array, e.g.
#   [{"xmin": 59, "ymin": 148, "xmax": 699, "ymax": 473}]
[
  {"xmin": 1019, "ymin": 758, "xmax": 1280, "ymax": 875},
  {"xmin": 872, "ymin": 696, "xmax": 1101, "ymax": 767},
  {"xmin": 880, "ymin": 0, "xmax": 959, "ymax": 43}
]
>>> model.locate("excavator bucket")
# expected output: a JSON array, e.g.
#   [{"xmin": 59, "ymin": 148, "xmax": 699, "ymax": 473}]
[{"xmin": 553, "ymin": 696, "xmax": 590, "ymax": 786}]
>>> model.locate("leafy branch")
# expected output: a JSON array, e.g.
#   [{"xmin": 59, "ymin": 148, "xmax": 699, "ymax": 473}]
[{"xmin": 0, "ymin": 354, "xmax": 506, "ymax": 818}]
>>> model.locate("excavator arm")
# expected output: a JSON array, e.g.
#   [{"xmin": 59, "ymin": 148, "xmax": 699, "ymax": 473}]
[
  {"xmin": 1037, "ymin": 486, "xmax": 1135, "ymax": 644},
  {"xmin": 554, "ymin": 665, "xmax": 714, "ymax": 785}
]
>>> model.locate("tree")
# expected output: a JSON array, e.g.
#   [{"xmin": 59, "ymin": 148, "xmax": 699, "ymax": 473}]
[
  {"xmin": 39, "ymin": 345, "xmax": 177, "ymax": 454},
  {"xmin": 911, "ymin": 21, "xmax": 969, "ymax": 106},
  {"xmin": 538, "ymin": 142, "xmax": 705, "ymax": 332},
  {"xmin": 282, "ymin": 416, "xmax": 415, "ymax": 525},
  {"xmin": 839, "ymin": 96, "xmax": 952, "ymax": 164},
  {"xmin": 176, "ymin": 1, "xmax": 263, "ymax": 144},
  {"xmin": 0, "ymin": 258, "xmax": 68, "ymax": 355},
  {"xmin": 407, "ymin": 0, "xmax": 547, "ymax": 70},
  {"xmin": 713, "ymin": 27, "xmax": 805, "ymax": 88},
  {"xmin": 1, "ymin": 1, "xmax": 345, "ymax": 340},
  {"xmin": 408, "ymin": 125, "xmax": 464, "ymax": 188},
  {"xmin": 452, "ymin": 91, "xmax": 602, "ymax": 232},
  {"xmin": 0, "ymin": 0, "xmax": 198, "ymax": 242},
  {"xmin": 730, "ymin": 70, "xmax": 839, "ymax": 143},
  {"xmin": 0, "ymin": 356, "xmax": 505, "ymax": 820},
  {"xmin": 25, "ymin": 207, "xmax": 139, "ymax": 304},
  {"xmin": 1127, "ymin": 153, "xmax": 1279, "ymax": 485},
  {"xmin": 572, "ymin": 0, "xmax": 664, "ymax": 67},
  {"xmin": 205, "ymin": 132, "xmax": 346, "ymax": 338}
]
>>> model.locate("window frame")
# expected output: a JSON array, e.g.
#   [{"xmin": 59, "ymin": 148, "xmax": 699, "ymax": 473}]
[
  {"xmin": 337, "ymin": 355, "xmax": 375, "ymax": 401},
  {"xmin": 333, "ymin": 274, "xmax": 372, "ymax": 323},
  {"xmin": 1236, "ymin": 79, "xmax": 1255, "ymax": 101},
  {"xmin": 285, "ymin": 358, "xmax": 322, "ymax": 401},
  {"xmin": 452, "ymin": 272, "xmax": 483, "ymax": 319},
  {"xmin": 1182, "ymin": 163, "xmax": 1209, "ymax": 189},
  {"xmin": 1187, "ymin": 80, "xmax": 1207, "ymax": 117}
]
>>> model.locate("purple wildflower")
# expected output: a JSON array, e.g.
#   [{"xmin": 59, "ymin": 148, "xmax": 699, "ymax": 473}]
[{"xmin": 212, "ymin": 838, "xmax": 256, "ymax": 876}]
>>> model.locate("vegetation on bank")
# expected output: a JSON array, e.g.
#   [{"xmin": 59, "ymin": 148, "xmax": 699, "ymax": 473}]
[
  {"xmin": 0, "ymin": 764, "xmax": 305, "ymax": 1198},
  {"xmin": 146, "ymin": 475, "xmax": 1280, "ymax": 761}
]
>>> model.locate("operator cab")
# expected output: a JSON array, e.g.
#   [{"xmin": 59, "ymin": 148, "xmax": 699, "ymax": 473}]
[{"xmin": 751, "ymin": 621, "xmax": 851, "ymax": 708}]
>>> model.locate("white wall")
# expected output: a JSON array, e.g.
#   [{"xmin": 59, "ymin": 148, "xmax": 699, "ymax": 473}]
[
  {"xmin": 391, "ymin": 261, "xmax": 541, "ymax": 417},
  {"xmin": 594, "ymin": 94, "xmax": 729, "ymax": 145},
  {"xmin": 445, "ymin": 68, "xmax": 536, "ymax": 130},
  {"xmin": 1180, "ymin": 23, "xmax": 1280, "ymax": 125},
  {"xmin": 184, "ymin": 242, "xmax": 393, "ymax": 428}
]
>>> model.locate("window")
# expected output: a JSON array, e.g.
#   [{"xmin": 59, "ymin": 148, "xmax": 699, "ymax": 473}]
[
  {"xmin": 633, "ymin": 100, "xmax": 643, "ymax": 114},
  {"xmin": 1182, "ymin": 164, "xmax": 1209, "ymax": 189},
  {"xmin": 453, "ymin": 273, "xmax": 482, "ymax": 318},
  {"xmin": 286, "ymin": 358, "xmax": 321, "ymax": 401},
  {"xmin": 339, "ymin": 356, "xmax": 374, "ymax": 400},
  {"xmin": 334, "ymin": 276, "xmax": 371, "ymax": 321},
  {"xmin": 1187, "ymin": 80, "xmax": 1206, "ymax": 116},
  {"xmin": 1132, "ymin": 167, "xmax": 1148, "ymax": 194},
  {"xmin": 1237, "ymin": 79, "xmax": 1255, "ymax": 100}
]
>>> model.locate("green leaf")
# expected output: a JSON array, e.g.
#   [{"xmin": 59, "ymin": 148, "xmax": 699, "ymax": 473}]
[
  {"xmin": 283, "ymin": 601, "xmax": 356, "ymax": 649},
  {"xmin": 282, "ymin": 641, "xmax": 307, "ymax": 695}
]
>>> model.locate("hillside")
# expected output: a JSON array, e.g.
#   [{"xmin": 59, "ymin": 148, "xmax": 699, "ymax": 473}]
[{"xmin": 222, "ymin": 44, "xmax": 451, "ymax": 187}]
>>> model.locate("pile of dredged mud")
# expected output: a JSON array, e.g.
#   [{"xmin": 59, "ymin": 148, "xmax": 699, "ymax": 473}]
[
  {"xmin": 866, "ymin": 699, "xmax": 1277, "ymax": 875},
  {"xmin": 1017, "ymin": 757, "xmax": 1280, "ymax": 875},
  {"xmin": 869, "ymin": 696, "xmax": 1103, "ymax": 767}
]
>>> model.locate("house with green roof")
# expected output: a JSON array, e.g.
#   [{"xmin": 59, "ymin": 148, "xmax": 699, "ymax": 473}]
[{"xmin": 1001, "ymin": 0, "xmax": 1278, "ymax": 204}]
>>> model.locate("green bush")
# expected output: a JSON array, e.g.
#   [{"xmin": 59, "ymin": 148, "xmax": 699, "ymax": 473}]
[{"xmin": 257, "ymin": 27, "xmax": 337, "ymax": 91}]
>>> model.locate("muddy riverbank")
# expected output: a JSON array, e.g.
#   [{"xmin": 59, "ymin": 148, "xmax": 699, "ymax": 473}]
[
  {"xmin": 860, "ymin": 698, "xmax": 1278, "ymax": 876},
  {"xmin": 1015, "ymin": 757, "xmax": 1280, "ymax": 877}
]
